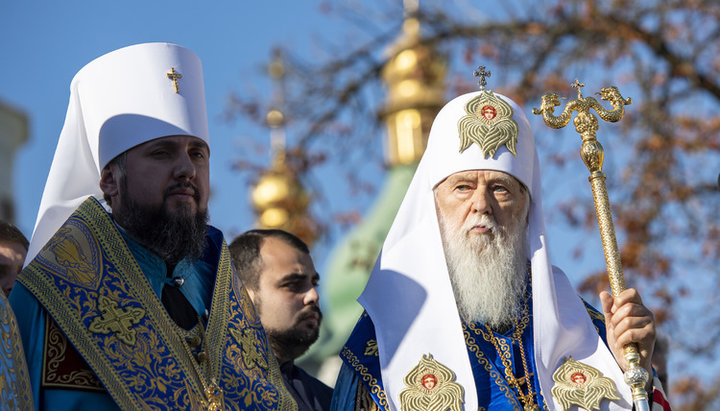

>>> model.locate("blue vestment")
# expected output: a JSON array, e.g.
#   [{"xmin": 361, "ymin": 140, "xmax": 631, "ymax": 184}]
[
  {"xmin": 330, "ymin": 289, "xmax": 608, "ymax": 411},
  {"xmin": 11, "ymin": 197, "xmax": 296, "ymax": 410}
]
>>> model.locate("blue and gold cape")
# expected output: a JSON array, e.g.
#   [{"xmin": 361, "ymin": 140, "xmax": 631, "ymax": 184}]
[
  {"xmin": 17, "ymin": 197, "xmax": 296, "ymax": 410},
  {"xmin": 331, "ymin": 293, "xmax": 608, "ymax": 411}
]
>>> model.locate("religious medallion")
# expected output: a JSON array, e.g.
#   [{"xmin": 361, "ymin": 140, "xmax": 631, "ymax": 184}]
[
  {"xmin": 551, "ymin": 357, "xmax": 620, "ymax": 411},
  {"xmin": 399, "ymin": 354, "xmax": 464, "ymax": 411},
  {"xmin": 457, "ymin": 90, "xmax": 519, "ymax": 157}
]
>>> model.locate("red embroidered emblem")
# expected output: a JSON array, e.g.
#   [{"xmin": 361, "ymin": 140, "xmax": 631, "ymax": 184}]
[
  {"xmin": 421, "ymin": 373, "xmax": 438, "ymax": 390},
  {"xmin": 481, "ymin": 105, "xmax": 497, "ymax": 120},
  {"xmin": 571, "ymin": 372, "xmax": 587, "ymax": 385}
]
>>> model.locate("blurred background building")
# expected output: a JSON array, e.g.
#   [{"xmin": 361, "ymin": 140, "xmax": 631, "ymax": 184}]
[{"xmin": 0, "ymin": 100, "xmax": 28, "ymax": 224}]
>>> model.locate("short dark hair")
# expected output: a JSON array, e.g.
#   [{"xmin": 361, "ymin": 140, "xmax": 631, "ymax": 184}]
[
  {"xmin": 0, "ymin": 221, "xmax": 29, "ymax": 251},
  {"xmin": 228, "ymin": 229, "xmax": 310, "ymax": 291},
  {"xmin": 102, "ymin": 152, "xmax": 127, "ymax": 206}
]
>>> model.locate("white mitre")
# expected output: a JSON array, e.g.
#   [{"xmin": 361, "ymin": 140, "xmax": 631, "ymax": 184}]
[
  {"xmin": 26, "ymin": 42, "xmax": 209, "ymax": 264},
  {"xmin": 358, "ymin": 89, "xmax": 633, "ymax": 410}
]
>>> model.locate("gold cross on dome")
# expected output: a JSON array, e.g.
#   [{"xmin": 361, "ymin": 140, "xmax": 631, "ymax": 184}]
[
  {"xmin": 474, "ymin": 65, "xmax": 491, "ymax": 90},
  {"xmin": 571, "ymin": 78, "xmax": 585, "ymax": 99},
  {"xmin": 166, "ymin": 67, "xmax": 183, "ymax": 93}
]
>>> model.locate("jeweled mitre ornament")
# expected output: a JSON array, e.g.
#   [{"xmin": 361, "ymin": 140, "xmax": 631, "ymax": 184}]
[
  {"xmin": 551, "ymin": 357, "xmax": 620, "ymax": 411},
  {"xmin": 399, "ymin": 354, "xmax": 464, "ymax": 411},
  {"xmin": 457, "ymin": 90, "xmax": 519, "ymax": 157}
]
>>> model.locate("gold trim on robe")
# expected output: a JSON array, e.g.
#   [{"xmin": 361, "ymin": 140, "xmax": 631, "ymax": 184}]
[
  {"xmin": 19, "ymin": 197, "xmax": 296, "ymax": 410},
  {"xmin": 0, "ymin": 292, "xmax": 34, "ymax": 410}
]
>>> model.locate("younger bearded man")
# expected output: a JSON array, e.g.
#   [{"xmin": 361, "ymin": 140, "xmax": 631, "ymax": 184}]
[
  {"xmin": 230, "ymin": 229, "xmax": 333, "ymax": 411},
  {"xmin": 11, "ymin": 43, "xmax": 296, "ymax": 410}
]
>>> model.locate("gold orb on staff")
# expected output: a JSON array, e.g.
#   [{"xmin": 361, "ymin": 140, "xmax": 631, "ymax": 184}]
[{"xmin": 532, "ymin": 80, "xmax": 650, "ymax": 411}]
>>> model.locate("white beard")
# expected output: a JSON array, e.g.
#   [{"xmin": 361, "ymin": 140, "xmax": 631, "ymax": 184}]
[{"xmin": 439, "ymin": 211, "xmax": 529, "ymax": 330}]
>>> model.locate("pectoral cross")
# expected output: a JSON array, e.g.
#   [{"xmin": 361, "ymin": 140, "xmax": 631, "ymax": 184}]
[
  {"xmin": 166, "ymin": 67, "xmax": 183, "ymax": 93},
  {"xmin": 474, "ymin": 65, "xmax": 491, "ymax": 90}
]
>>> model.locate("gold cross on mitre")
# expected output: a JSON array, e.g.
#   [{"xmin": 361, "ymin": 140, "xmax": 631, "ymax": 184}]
[
  {"xmin": 166, "ymin": 67, "xmax": 183, "ymax": 93},
  {"xmin": 473, "ymin": 65, "xmax": 491, "ymax": 90}
]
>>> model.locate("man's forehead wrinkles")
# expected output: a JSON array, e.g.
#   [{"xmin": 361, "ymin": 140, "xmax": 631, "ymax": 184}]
[
  {"xmin": 444, "ymin": 172, "xmax": 476, "ymax": 185},
  {"xmin": 488, "ymin": 174, "xmax": 518, "ymax": 186},
  {"xmin": 445, "ymin": 170, "xmax": 516, "ymax": 182},
  {"xmin": 448, "ymin": 174, "xmax": 473, "ymax": 183}
]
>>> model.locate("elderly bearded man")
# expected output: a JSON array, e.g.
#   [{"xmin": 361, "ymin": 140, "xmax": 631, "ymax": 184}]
[
  {"xmin": 330, "ymin": 78, "xmax": 671, "ymax": 410},
  {"xmin": 10, "ymin": 43, "xmax": 296, "ymax": 410}
]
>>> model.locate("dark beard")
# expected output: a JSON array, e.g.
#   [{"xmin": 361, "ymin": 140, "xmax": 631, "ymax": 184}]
[
  {"xmin": 114, "ymin": 182, "xmax": 208, "ymax": 265},
  {"xmin": 265, "ymin": 308, "xmax": 322, "ymax": 362}
]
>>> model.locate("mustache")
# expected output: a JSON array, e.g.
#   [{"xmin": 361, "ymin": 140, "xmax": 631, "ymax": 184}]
[
  {"xmin": 297, "ymin": 305, "xmax": 322, "ymax": 322},
  {"xmin": 164, "ymin": 181, "xmax": 200, "ymax": 201},
  {"xmin": 462, "ymin": 214, "xmax": 498, "ymax": 232}
]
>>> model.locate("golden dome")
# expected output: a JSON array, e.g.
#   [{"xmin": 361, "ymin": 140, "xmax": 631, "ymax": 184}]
[
  {"xmin": 380, "ymin": 15, "xmax": 446, "ymax": 166},
  {"xmin": 251, "ymin": 172, "xmax": 291, "ymax": 209},
  {"xmin": 266, "ymin": 109, "xmax": 285, "ymax": 128},
  {"xmin": 251, "ymin": 156, "xmax": 313, "ymax": 242}
]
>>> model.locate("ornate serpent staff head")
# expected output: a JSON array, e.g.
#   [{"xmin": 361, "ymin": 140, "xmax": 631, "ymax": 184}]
[
  {"xmin": 532, "ymin": 81, "xmax": 650, "ymax": 411},
  {"xmin": 532, "ymin": 79, "xmax": 631, "ymax": 175}
]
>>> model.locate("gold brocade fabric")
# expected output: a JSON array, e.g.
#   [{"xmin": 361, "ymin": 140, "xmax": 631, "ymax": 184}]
[
  {"xmin": 18, "ymin": 197, "xmax": 296, "ymax": 410},
  {"xmin": 0, "ymin": 292, "xmax": 34, "ymax": 410}
]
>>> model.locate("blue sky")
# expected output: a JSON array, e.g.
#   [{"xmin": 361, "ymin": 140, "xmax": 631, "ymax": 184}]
[
  {"xmin": 0, "ymin": 0, "xmax": 612, "ymax": 291},
  {"xmin": 0, "ymin": 0, "xmax": 344, "ymax": 242},
  {"xmin": 1, "ymin": 0, "xmax": 637, "ymax": 287}
]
